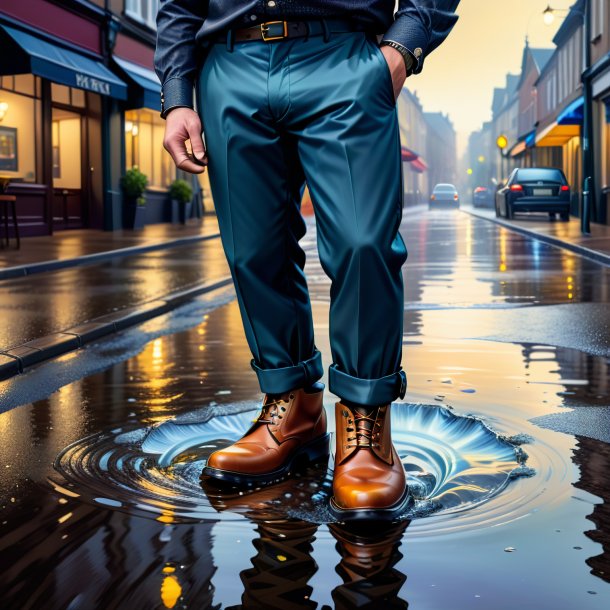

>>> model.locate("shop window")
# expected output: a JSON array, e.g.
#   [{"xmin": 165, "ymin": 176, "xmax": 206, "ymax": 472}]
[
  {"xmin": 125, "ymin": 108, "xmax": 175, "ymax": 189},
  {"xmin": 125, "ymin": 0, "xmax": 159, "ymax": 29},
  {"xmin": 52, "ymin": 83, "xmax": 86, "ymax": 108},
  {"xmin": 0, "ymin": 75, "xmax": 40, "ymax": 183}
]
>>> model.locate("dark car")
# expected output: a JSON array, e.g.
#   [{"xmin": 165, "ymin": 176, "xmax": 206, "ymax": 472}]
[
  {"xmin": 473, "ymin": 185, "xmax": 494, "ymax": 208},
  {"xmin": 430, "ymin": 183, "xmax": 460, "ymax": 209},
  {"xmin": 495, "ymin": 167, "xmax": 570, "ymax": 221}
]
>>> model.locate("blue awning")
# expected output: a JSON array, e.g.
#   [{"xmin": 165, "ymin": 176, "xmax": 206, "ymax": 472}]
[
  {"xmin": 557, "ymin": 96, "xmax": 584, "ymax": 125},
  {"xmin": 525, "ymin": 129, "xmax": 536, "ymax": 148},
  {"xmin": 0, "ymin": 24, "xmax": 127, "ymax": 100},
  {"xmin": 113, "ymin": 56, "xmax": 161, "ymax": 111}
]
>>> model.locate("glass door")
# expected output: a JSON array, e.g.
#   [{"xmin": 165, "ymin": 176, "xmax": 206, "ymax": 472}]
[{"xmin": 51, "ymin": 106, "xmax": 84, "ymax": 229}]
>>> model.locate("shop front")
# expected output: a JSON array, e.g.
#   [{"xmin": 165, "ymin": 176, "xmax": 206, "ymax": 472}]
[
  {"xmin": 534, "ymin": 96, "xmax": 583, "ymax": 216},
  {"xmin": 0, "ymin": 21, "xmax": 127, "ymax": 236},
  {"xmin": 592, "ymin": 64, "xmax": 610, "ymax": 224},
  {"xmin": 111, "ymin": 42, "xmax": 212, "ymax": 224}
]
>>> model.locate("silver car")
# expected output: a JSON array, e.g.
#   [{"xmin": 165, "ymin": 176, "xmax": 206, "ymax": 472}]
[{"xmin": 430, "ymin": 183, "xmax": 460, "ymax": 208}]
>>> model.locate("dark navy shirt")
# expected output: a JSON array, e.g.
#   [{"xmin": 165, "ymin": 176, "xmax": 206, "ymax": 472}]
[{"xmin": 155, "ymin": 1, "xmax": 460, "ymax": 118}]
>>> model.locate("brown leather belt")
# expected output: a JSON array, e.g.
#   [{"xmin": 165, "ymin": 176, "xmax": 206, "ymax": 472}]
[{"xmin": 210, "ymin": 17, "xmax": 373, "ymax": 44}]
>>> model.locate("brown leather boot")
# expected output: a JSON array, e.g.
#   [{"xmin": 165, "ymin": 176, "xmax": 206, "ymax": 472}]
[
  {"xmin": 329, "ymin": 401, "xmax": 412, "ymax": 521},
  {"xmin": 201, "ymin": 386, "xmax": 329, "ymax": 486}
]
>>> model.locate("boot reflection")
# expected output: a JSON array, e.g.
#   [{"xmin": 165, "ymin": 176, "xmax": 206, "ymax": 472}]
[
  {"xmin": 201, "ymin": 476, "xmax": 320, "ymax": 609},
  {"xmin": 329, "ymin": 520, "xmax": 410, "ymax": 609}
]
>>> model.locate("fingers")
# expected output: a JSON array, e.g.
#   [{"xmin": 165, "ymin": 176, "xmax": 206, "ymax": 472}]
[
  {"xmin": 186, "ymin": 119, "xmax": 207, "ymax": 164},
  {"xmin": 163, "ymin": 108, "xmax": 208, "ymax": 175}
]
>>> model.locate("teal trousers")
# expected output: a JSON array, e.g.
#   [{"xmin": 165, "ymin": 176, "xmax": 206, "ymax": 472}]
[{"xmin": 196, "ymin": 21, "xmax": 408, "ymax": 405}]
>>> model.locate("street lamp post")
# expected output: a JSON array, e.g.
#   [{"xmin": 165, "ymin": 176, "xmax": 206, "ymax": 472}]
[{"xmin": 544, "ymin": 1, "xmax": 593, "ymax": 234}]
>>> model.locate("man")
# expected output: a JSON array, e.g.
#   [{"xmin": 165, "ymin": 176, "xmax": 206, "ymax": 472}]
[{"xmin": 155, "ymin": 0, "xmax": 460, "ymax": 521}]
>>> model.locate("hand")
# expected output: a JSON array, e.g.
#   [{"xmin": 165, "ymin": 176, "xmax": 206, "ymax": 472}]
[
  {"xmin": 380, "ymin": 45, "xmax": 408, "ymax": 102},
  {"xmin": 163, "ymin": 107, "xmax": 208, "ymax": 174}
]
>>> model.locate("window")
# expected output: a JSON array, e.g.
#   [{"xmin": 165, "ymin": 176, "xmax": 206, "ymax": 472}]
[
  {"xmin": 516, "ymin": 168, "xmax": 566, "ymax": 183},
  {"xmin": 125, "ymin": 0, "xmax": 159, "ymax": 29},
  {"xmin": 125, "ymin": 108, "xmax": 175, "ymax": 189},
  {"xmin": 592, "ymin": 0, "xmax": 604, "ymax": 40},
  {"xmin": 0, "ymin": 74, "xmax": 41, "ymax": 183}
]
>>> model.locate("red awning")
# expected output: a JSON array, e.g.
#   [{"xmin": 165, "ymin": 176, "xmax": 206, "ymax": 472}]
[
  {"xmin": 410, "ymin": 157, "xmax": 428, "ymax": 173},
  {"xmin": 401, "ymin": 146, "xmax": 418, "ymax": 162}
]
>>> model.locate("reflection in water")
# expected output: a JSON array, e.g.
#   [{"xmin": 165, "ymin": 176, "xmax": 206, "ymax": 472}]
[
  {"xmin": 330, "ymin": 521, "xmax": 409, "ymax": 610},
  {"xmin": 573, "ymin": 435, "xmax": 610, "ymax": 584},
  {"xmin": 202, "ymin": 472, "xmax": 410, "ymax": 609},
  {"xmin": 52, "ymin": 401, "xmax": 531, "ymax": 527},
  {"xmin": 203, "ymin": 477, "xmax": 321, "ymax": 609}
]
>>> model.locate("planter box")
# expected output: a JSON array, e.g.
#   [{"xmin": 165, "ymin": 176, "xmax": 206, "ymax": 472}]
[
  {"xmin": 123, "ymin": 199, "xmax": 147, "ymax": 230},
  {"xmin": 171, "ymin": 199, "xmax": 193, "ymax": 224}
]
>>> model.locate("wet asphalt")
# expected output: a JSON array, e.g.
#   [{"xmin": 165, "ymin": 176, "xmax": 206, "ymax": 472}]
[{"xmin": 0, "ymin": 204, "xmax": 609, "ymax": 609}]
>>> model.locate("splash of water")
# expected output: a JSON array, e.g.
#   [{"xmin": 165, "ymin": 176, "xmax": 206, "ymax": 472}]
[{"xmin": 52, "ymin": 401, "xmax": 535, "ymax": 529}]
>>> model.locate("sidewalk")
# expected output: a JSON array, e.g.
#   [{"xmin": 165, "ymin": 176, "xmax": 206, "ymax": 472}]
[
  {"xmin": 463, "ymin": 205, "xmax": 610, "ymax": 266},
  {"xmin": 0, "ymin": 216, "xmax": 232, "ymax": 380},
  {"xmin": 0, "ymin": 215, "xmax": 221, "ymax": 279}
]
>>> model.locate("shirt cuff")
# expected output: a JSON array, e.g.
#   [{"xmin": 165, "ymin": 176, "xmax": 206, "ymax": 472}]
[
  {"xmin": 381, "ymin": 14, "xmax": 429, "ymax": 75},
  {"xmin": 160, "ymin": 76, "xmax": 195, "ymax": 119}
]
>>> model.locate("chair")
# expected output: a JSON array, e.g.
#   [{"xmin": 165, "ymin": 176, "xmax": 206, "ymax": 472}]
[{"xmin": 0, "ymin": 194, "xmax": 20, "ymax": 249}]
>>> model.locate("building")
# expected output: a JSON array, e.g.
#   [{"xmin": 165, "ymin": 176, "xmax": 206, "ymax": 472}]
[
  {"xmin": 424, "ymin": 111, "xmax": 457, "ymax": 195},
  {"xmin": 490, "ymin": 73, "xmax": 520, "ymax": 181},
  {"xmin": 397, "ymin": 87, "xmax": 429, "ymax": 206},
  {"xmin": 533, "ymin": 4, "xmax": 584, "ymax": 216},
  {"xmin": 509, "ymin": 44, "xmax": 555, "ymax": 167},
  {"xmin": 588, "ymin": 0, "xmax": 610, "ymax": 224},
  {"xmin": 0, "ymin": 0, "xmax": 210, "ymax": 237}
]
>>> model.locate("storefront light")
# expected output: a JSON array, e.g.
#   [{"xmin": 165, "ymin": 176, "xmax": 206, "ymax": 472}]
[
  {"xmin": 0, "ymin": 101, "xmax": 8, "ymax": 121},
  {"xmin": 124, "ymin": 120, "xmax": 139, "ymax": 136}
]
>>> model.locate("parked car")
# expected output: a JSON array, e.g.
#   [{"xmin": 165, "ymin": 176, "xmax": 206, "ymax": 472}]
[
  {"xmin": 495, "ymin": 167, "xmax": 570, "ymax": 221},
  {"xmin": 430, "ymin": 183, "xmax": 460, "ymax": 209},
  {"xmin": 473, "ymin": 185, "xmax": 495, "ymax": 208}
]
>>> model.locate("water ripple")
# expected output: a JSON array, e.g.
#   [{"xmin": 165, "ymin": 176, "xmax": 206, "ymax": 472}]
[{"xmin": 52, "ymin": 402, "xmax": 543, "ymax": 533}]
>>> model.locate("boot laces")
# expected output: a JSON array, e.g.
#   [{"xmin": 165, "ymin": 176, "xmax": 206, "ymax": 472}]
[
  {"xmin": 256, "ymin": 394, "xmax": 290, "ymax": 425},
  {"xmin": 345, "ymin": 409, "xmax": 381, "ymax": 448}
]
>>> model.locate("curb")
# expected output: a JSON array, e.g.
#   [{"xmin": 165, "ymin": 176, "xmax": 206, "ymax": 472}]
[
  {"xmin": 0, "ymin": 275, "xmax": 233, "ymax": 381},
  {"xmin": 462, "ymin": 208, "xmax": 610, "ymax": 267},
  {"xmin": 0, "ymin": 232, "xmax": 221, "ymax": 280}
]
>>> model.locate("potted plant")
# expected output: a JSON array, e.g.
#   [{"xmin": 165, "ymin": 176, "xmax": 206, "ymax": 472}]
[
  {"xmin": 120, "ymin": 167, "xmax": 148, "ymax": 230},
  {"xmin": 169, "ymin": 178, "xmax": 194, "ymax": 225}
]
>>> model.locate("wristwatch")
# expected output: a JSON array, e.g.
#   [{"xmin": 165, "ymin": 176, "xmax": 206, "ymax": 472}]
[{"xmin": 379, "ymin": 40, "xmax": 415, "ymax": 77}]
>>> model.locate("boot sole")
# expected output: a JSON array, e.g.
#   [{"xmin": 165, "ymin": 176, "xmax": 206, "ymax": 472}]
[
  {"xmin": 200, "ymin": 432, "xmax": 331, "ymax": 487},
  {"xmin": 328, "ymin": 485, "xmax": 414, "ymax": 522}
]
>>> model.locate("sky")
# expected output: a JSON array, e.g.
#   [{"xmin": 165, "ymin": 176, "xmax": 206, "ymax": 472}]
[{"xmin": 406, "ymin": 0, "xmax": 577, "ymax": 157}]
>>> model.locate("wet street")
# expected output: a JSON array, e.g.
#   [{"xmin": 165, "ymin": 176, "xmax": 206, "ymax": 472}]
[{"xmin": 1, "ymin": 206, "xmax": 609, "ymax": 609}]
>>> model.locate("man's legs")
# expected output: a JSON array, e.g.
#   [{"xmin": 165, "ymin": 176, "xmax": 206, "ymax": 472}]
[
  {"xmin": 285, "ymin": 30, "xmax": 408, "ymax": 406},
  {"xmin": 196, "ymin": 37, "xmax": 329, "ymax": 484},
  {"xmin": 196, "ymin": 40, "xmax": 323, "ymax": 393},
  {"xmin": 283, "ymin": 29, "xmax": 410, "ymax": 518}
]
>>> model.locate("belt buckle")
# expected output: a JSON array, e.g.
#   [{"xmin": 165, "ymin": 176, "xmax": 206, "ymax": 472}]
[{"xmin": 260, "ymin": 20, "xmax": 288, "ymax": 42}]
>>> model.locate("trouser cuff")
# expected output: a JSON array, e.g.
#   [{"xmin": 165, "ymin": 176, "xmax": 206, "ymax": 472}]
[
  {"xmin": 250, "ymin": 348, "xmax": 324, "ymax": 394},
  {"xmin": 328, "ymin": 363, "xmax": 407, "ymax": 405}
]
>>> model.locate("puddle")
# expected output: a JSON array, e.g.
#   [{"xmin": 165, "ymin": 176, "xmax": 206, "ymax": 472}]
[{"xmin": 53, "ymin": 401, "xmax": 534, "ymax": 529}]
